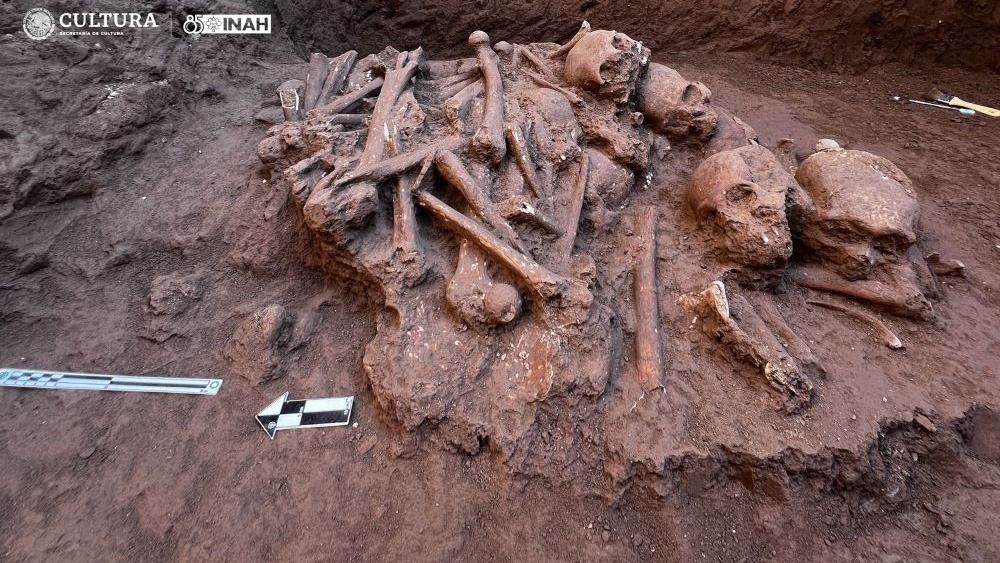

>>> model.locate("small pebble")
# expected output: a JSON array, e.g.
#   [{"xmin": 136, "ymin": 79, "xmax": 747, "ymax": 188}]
[
  {"xmin": 601, "ymin": 530, "xmax": 611, "ymax": 542},
  {"xmin": 79, "ymin": 447, "xmax": 96, "ymax": 460}
]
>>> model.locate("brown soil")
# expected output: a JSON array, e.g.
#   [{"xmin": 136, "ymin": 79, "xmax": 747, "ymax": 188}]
[{"xmin": 2, "ymin": 1, "xmax": 999, "ymax": 562}]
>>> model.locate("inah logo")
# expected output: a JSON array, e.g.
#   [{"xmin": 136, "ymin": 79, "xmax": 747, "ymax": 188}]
[
  {"xmin": 23, "ymin": 8, "xmax": 56, "ymax": 40},
  {"xmin": 183, "ymin": 14, "xmax": 271, "ymax": 35}
]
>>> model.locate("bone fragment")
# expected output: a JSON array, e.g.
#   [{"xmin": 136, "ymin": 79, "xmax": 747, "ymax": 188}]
[
  {"xmin": 316, "ymin": 50, "xmax": 358, "ymax": 106},
  {"xmin": 808, "ymin": 299, "xmax": 903, "ymax": 350},
  {"xmin": 679, "ymin": 281, "xmax": 814, "ymax": 412},
  {"xmin": 434, "ymin": 150, "xmax": 526, "ymax": 253},
  {"xmin": 326, "ymin": 114, "xmax": 367, "ymax": 126},
  {"xmin": 433, "ymin": 69, "xmax": 482, "ymax": 89},
  {"xmin": 393, "ymin": 155, "xmax": 433, "ymax": 253},
  {"xmin": 278, "ymin": 79, "xmax": 305, "ymax": 121},
  {"xmin": 303, "ymin": 53, "xmax": 330, "ymax": 111},
  {"xmin": 514, "ymin": 46, "xmax": 556, "ymax": 80},
  {"xmin": 746, "ymin": 293, "xmax": 825, "ymax": 378},
  {"xmin": 925, "ymin": 252, "xmax": 966, "ymax": 277},
  {"xmin": 468, "ymin": 31, "xmax": 506, "ymax": 162},
  {"xmin": 414, "ymin": 190, "xmax": 574, "ymax": 305},
  {"xmin": 548, "ymin": 21, "xmax": 591, "ymax": 59},
  {"xmin": 335, "ymin": 136, "xmax": 465, "ymax": 187},
  {"xmin": 633, "ymin": 206, "xmax": 663, "ymax": 391},
  {"xmin": 555, "ymin": 152, "xmax": 590, "ymax": 260},
  {"xmin": 498, "ymin": 196, "xmax": 564, "ymax": 235},
  {"xmin": 505, "ymin": 123, "xmax": 543, "ymax": 197},
  {"xmin": 312, "ymin": 78, "xmax": 384, "ymax": 115},
  {"xmin": 523, "ymin": 69, "xmax": 583, "ymax": 105},
  {"xmin": 440, "ymin": 75, "xmax": 481, "ymax": 100}
]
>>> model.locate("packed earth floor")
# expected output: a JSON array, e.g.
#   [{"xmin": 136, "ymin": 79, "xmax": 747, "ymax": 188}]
[{"xmin": 1, "ymin": 4, "xmax": 999, "ymax": 562}]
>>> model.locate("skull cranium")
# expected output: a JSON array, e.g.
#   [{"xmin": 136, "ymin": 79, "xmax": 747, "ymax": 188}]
[
  {"xmin": 562, "ymin": 30, "xmax": 648, "ymax": 103},
  {"xmin": 687, "ymin": 145, "xmax": 795, "ymax": 282},
  {"xmin": 794, "ymin": 140, "xmax": 920, "ymax": 281},
  {"xmin": 636, "ymin": 63, "xmax": 718, "ymax": 141}
]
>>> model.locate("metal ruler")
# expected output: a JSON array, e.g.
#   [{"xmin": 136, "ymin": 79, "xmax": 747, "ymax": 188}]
[{"xmin": 0, "ymin": 368, "xmax": 223, "ymax": 395}]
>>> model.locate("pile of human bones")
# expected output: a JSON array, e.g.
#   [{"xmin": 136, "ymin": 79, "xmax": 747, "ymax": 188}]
[{"xmin": 258, "ymin": 24, "xmax": 948, "ymax": 457}]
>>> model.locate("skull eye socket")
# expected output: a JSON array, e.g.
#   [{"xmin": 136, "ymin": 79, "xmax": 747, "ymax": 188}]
[
  {"xmin": 725, "ymin": 182, "xmax": 757, "ymax": 204},
  {"xmin": 681, "ymin": 83, "xmax": 704, "ymax": 104}
]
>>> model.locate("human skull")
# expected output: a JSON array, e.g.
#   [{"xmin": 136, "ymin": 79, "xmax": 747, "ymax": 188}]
[
  {"xmin": 563, "ymin": 30, "xmax": 648, "ymax": 103},
  {"xmin": 636, "ymin": 63, "xmax": 718, "ymax": 141},
  {"xmin": 687, "ymin": 145, "xmax": 795, "ymax": 280},
  {"xmin": 794, "ymin": 140, "xmax": 920, "ymax": 280}
]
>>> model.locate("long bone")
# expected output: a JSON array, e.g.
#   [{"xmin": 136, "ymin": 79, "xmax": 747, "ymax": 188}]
[
  {"xmin": 554, "ymin": 152, "xmax": 590, "ymax": 261},
  {"xmin": 414, "ymin": 190, "xmax": 575, "ymax": 305},
  {"xmin": 434, "ymin": 150, "xmax": 526, "ymax": 253},
  {"xmin": 548, "ymin": 21, "xmax": 591, "ymax": 59},
  {"xmin": 746, "ymin": 293, "xmax": 825, "ymax": 378},
  {"xmin": 514, "ymin": 45, "xmax": 556, "ymax": 80},
  {"xmin": 633, "ymin": 206, "xmax": 663, "ymax": 391},
  {"xmin": 440, "ymin": 76, "xmax": 482, "ymax": 100},
  {"xmin": 277, "ymin": 79, "xmax": 305, "ymax": 121},
  {"xmin": 393, "ymin": 155, "xmax": 433, "ymax": 253},
  {"xmin": 334, "ymin": 136, "xmax": 465, "ymax": 187},
  {"xmin": 808, "ymin": 299, "xmax": 903, "ymax": 349},
  {"xmin": 792, "ymin": 266, "xmax": 933, "ymax": 319},
  {"xmin": 504, "ymin": 123, "xmax": 543, "ymax": 197},
  {"xmin": 316, "ymin": 50, "xmax": 358, "ymax": 106},
  {"xmin": 360, "ymin": 49, "xmax": 424, "ymax": 167},
  {"xmin": 522, "ymin": 69, "xmax": 583, "ymax": 106},
  {"xmin": 468, "ymin": 31, "xmax": 506, "ymax": 163},
  {"xmin": 312, "ymin": 77, "xmax": 383, "ymax": 115},
  {"xmin": 303, "ymin": 53, "xmax": 330, "ymax": 111}
]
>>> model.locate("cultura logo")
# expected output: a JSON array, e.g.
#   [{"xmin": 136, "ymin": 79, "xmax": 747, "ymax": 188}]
[
  {"xmin": 22, "ymin": 8, "xmax": 56, "ymax": 40},
  {"xmin": 182, "ymin": 14, "xmax": 271, "ymax": 35},
  {"xmin": 21, "ymin": 8, "xmax": 161, "ymax": 39}
]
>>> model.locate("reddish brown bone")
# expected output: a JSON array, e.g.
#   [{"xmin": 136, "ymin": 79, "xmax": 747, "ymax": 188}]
[
  {"xmin": 335, "ymin": 136, "xmax": 465, "ymax": 187},
  {"xmin": 278, "ymin": 79, "xmax": 305, "ymax": 121},
  {"xmin": 414, "ymin": 191, "xmax": 572, "ymax": 303},
  {"xmin": 523, "ymin": 69, "xmax": 583, "ymax": 106},
  {"xmin": 633, "ymin": 206, "xmax": 663, "ymax": 391},
  {"xmin": 317, "ymin": 50, "xmax": 358, "ymax": 106},
  {"xmin": 792, "ymin": 266, "xmax": 933, "ymax": 319},
  {"xmin": 393, "ymin": 155, "xmax": 433, "ymax": 253},
  {"xmin": 514, "ymin": 46, "xmax": 556, "ymax": 80},
  {"xmin": 303, "ymin": 53, "xmax": 330, "ymax": 111},
  {"xmin": 312, "ymin": 78, "xmax": 383, "ymax": 115},
  {"xmin": 361, "ymin": 49, "xmax": 424, "ymax": 167},
  {"xmin": 555, "ymin": 153, "xmax": 590, "ymax": 260},
  {"xmin": 504, "ymin": 124, "xmax": 542, "ymax": 197},
  {"xmin": 468, "ymin": 31, "xmax": 506, "ymax": 163},
  {"xmin": 434, "ymin": 150, "xmax": 526, "ymax": 253},
  {"xmin": 548, "ymin": 21, "xmax": 591, "ymax": 59},
  {"xmin": 808, "ymin": 299, "xmax": 903, "ymax": 349}
]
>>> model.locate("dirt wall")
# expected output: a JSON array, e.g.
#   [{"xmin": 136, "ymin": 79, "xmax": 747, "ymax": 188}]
[{"xmin": 262, "ymin": 0, "xmax": 1000, "ymax": 71}]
